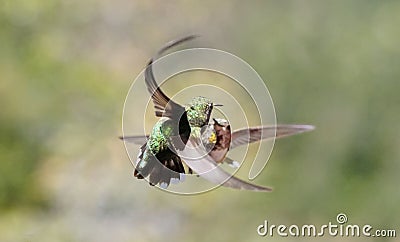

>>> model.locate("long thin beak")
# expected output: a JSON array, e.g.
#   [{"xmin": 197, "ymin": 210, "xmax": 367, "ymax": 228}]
[{"xmin": 214, "ymin": 104, "xmax": 223, "ymax": 107}]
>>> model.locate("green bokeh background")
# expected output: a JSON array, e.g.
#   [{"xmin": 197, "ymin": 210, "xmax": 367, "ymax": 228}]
[{"xmin": 1, "ymin": 1, "xmax": 399, "ymax": 241}]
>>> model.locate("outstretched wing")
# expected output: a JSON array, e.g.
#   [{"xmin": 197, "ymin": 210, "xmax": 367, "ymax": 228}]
[
  {"xmin": 119, "ymin": 135, "xmax": 148, "ymax": 145},
  {"xmin": 182, "ymin": 136, "xmax": 272, "ymax": 192},
  {"xmin": 120, "ymin": 124, "xmax": 314, "ymax": 148},
  {"xmin": 230, "ymin": 124, "xmax": 314, "ymax": 149},
  {"xmin": 145, "ymin": 35, "xmax": 198, "ymax": 118}
]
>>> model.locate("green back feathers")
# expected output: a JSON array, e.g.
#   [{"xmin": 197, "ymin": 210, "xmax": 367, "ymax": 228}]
[{"xmin": 148, "ymin": 118, "xmax": 174, "ymax": 154}]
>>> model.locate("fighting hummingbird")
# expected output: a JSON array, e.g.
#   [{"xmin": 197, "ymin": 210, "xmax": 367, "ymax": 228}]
[
  {"xmin": 123, "ymin": 118, "xmax": 314, "ymax": 192},
  {"xmin": 122, "ymin": 35, "xmax": 315, "ymax": 191},
  {"xmin": 127, "ymin": 35, "xmax": 221, "ymax": 187}
]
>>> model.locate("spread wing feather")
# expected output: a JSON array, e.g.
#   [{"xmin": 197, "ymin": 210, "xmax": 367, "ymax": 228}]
[
  {"xmin": 230, "ymin": 124, "xmax": 314, "ymax": 149},
  {"xmin": 145, "ymin": 35, "xmax": 198, "ymax": 118},
  {"xmin": 120, "ymin": 124, "xmax": 314, "ymax": 148},
  {"xmin": 182, "ymin": 137, "xmax": 272, "ymax": 192},
  {"xmin": 119, "ymin": 135, "xmax": 148, "ymax": 145}
]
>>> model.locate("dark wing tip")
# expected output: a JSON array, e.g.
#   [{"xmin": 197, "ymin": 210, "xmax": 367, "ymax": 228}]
[
  {"xmin": 157, "ymin": 34, "xmax": 200, "ymax": 56},
  {"xmin": 145, "ymin": 35, "xmax": 199, "ymax": 117}
]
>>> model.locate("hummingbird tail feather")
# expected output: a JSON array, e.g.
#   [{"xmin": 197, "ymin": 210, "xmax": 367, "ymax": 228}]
[{"xmin": 134, "ymin": 148, "xmax": 189, "ymax": 187}]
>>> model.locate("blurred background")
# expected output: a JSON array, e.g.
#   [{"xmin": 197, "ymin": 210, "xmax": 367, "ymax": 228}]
[{"xmin": 1, "ymin": 0, "xmax": 399, "ymax": 241}]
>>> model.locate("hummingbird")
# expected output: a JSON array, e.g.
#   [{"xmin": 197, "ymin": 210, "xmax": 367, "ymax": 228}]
[
  {"xmin": 126, "ymin": 35, "xmax": 221, "ymax": 187},
  {"xmin": 122, "ymin": 118, "xmax": 314, "ymax": 191},
  {"xmin": 199, "ymin": 118, "xmax": 315, "ymax": 167},
  {"xmin": 185, "ymin": 119, "xmax": 314, "ymax": 191},
  {"xmin": 122, "ymin": 35, "xmax": 315, "ymax": 191}
]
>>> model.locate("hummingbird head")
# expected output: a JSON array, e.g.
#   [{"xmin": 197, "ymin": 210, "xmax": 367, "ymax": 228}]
[{"xmin": 185, "ymin": 96, "xmax": 214, "ymax": 127}]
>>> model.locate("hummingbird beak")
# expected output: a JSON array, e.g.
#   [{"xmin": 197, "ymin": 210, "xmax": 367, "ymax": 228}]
[{"xmin": 213, "ymin": 104, "xmax": 223, "ymax": 107}]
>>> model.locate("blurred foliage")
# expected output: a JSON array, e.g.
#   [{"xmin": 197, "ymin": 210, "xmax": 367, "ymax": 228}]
[{"xmin": 0, "ymin": 0, "xmax": 399, "ymax": 241}]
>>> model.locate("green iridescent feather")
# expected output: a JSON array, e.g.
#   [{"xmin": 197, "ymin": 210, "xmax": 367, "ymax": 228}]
[
  {"xmin": 185, "ymin": 96, "xmax": 213, "ymax": 127},
  {"xmin": 148, "ymin": 118, "xmax": 176, "ymax": 154}
]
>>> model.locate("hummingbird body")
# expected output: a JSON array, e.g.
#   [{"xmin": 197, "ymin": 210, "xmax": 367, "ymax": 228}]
[
  {"xmin": 134, "ymin": 96, "xmax": 214, "ymax": 186},
  {"xmin": 201, "ymin": 118, "xmax": 232, "ymax": 163},
  {"xmin": 134, "ymin": 118, "xmax": 185, "ymax": 186},
  {"xmin": 131, "ymin": 35, "xmax": 219, "ymax": 187}
]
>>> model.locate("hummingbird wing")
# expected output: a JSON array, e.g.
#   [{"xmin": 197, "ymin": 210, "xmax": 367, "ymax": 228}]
[
  {"xmin": 119, "ymin": 135, "xmax": 148, "ymax": 145},
  {"xmin": 230, "ymin": 124, "xmax": 315, "ymax": 149},
  {"xmin": 182, "ymin": 137, "xmax": 272, "ymax": 192},
  {"xmin": 120, "ymin": 124, "xmax": 315, "ymax": 147},
  {"xmin": 146, "ymin": 35, "xmax": 198, "ymax": 118}
]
